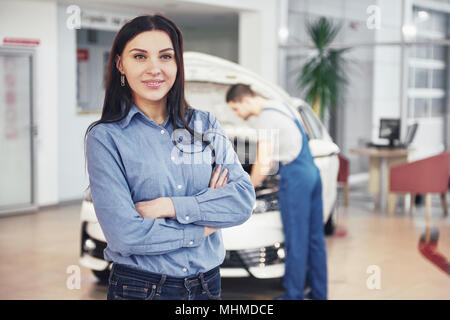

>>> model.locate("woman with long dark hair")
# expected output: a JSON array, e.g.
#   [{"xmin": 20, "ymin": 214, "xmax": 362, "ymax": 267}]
[{"xmin": 85, "ymin": 14, "xmax": 255, "ymax": 300}]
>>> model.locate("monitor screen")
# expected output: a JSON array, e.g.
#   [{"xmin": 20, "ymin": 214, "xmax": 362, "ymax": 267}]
[{"xmin": 379, "ymin": 118, "xmax": 400, "ymax": 141}]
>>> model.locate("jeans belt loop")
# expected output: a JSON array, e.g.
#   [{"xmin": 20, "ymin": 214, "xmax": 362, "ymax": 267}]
[
  {"xmin": 199, "ymin": 273, "xmax": 209, "ymax": 292},
  {"xmin": 157, "ymin": 274, "xmax": 167, "ymax": 294}
]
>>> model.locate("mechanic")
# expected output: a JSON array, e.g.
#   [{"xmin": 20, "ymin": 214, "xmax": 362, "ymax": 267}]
[{"xmin": 226, "ymin": 84, "xmax": 327, "ymax": 300}]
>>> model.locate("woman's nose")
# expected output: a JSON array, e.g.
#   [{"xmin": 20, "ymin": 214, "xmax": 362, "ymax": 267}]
[{"xmin": 145, "ymin": 59, "xmax": 161, "ymax": 75}]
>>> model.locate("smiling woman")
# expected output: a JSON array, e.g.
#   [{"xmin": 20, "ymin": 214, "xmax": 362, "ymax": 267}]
[{"xmin": 83, "ymin": 14, "xmax": 256, "ymax": 301}]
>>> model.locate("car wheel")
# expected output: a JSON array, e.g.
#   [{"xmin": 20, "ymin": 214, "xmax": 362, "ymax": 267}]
[{"xmin": 92, "ymin": 269, "xmax": 110, "ymax": 284}]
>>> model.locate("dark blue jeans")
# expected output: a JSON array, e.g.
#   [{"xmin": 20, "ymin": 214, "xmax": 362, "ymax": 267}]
[{"xmin": 107, "ymin": 263, "xmax": 222, "ymax": 300}]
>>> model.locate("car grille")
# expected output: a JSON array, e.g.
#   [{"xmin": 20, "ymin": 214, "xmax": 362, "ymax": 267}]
[{"xmin": 220, "ymin": 243, "xmax": 285, "ymax": 268}]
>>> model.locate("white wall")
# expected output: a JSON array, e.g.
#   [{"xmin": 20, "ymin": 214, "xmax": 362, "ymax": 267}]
[
  {"xmin": 0, "ymin": 0, "xmax": 59, "ymax": 206},
  {"xmin": 183, "ymin": 0, "xmax": 279, "ymax": 83},
  {"xmin": 57, "ymin": 4, "xmax": 104, "ymax": 202},
  {"xmin": 371, "ymin": 0, "xmax": 403, "ymax": 143}
]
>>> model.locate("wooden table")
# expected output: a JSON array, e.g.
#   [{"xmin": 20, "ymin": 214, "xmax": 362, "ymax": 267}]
[{"xmin": 350, "ymin": 147, "xmax": 409, "ymax": 212}]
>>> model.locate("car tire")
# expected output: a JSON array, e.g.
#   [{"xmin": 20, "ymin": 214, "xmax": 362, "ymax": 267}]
[{"xmin": 92, "ymin": 269, "xmax": 110, "ymax": 284}]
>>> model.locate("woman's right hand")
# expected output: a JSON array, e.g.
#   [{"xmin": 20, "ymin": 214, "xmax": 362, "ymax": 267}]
[{"xmin": 209, "ymin": 164, "xmax": 228, "ymax": 189}]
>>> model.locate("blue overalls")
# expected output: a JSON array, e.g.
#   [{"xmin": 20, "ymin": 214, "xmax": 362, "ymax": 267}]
[{"xmin": 263, "ymin": 105, "xmax": 327, "ymax": 300}]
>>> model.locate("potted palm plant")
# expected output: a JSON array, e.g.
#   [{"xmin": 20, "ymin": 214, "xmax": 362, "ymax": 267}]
[{"xmin": 299, "ymin": 17, "xmax": 350, "ymax": 122}]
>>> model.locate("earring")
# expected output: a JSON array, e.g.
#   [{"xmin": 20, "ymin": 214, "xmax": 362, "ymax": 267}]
[{"xmin": 121, "ymin": 74, "xmax": 125, "ymax": 87}]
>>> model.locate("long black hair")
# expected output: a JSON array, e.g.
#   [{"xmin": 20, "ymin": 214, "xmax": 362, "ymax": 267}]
[{"xmin": 84, "ymin": 14, "xmax": 210, "ymax": 153}]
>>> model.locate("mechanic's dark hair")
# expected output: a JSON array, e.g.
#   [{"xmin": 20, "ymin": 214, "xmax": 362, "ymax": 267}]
[{"xmin": 225, "ymin": 83, "xmax": 256, "ymax": 103}]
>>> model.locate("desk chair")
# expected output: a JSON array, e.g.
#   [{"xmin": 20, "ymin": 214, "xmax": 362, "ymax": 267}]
[{"xmin": 388, "ymin": 152, "xmax": 450, "ymax": 217}]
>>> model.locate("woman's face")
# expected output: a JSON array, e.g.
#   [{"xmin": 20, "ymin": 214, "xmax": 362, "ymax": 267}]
[{"xmin": 116, "ymin": 30, "xmax": 178, "ymax": 108}]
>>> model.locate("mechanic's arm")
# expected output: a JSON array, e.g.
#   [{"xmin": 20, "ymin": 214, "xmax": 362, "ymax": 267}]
[
  {"xmin": 86, "ymin": 127, "xmax": 207, "ymax": 257},
  {"xmin": 250, "ymin": 140, "xmax": 274, "ymax": 188}
]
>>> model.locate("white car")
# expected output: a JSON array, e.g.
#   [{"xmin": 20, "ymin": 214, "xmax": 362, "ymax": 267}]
[{"xmin": 80, "ymin": 52, "xmax": 340, "ymax": 282}]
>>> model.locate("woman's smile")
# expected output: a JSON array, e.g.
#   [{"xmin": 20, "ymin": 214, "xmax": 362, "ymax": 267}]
[{"xmin": 143, "ymin": 79, "xmax": 165, "ymax": 89}]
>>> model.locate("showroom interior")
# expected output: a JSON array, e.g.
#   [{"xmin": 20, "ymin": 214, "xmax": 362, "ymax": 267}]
[{"xmin": 0, "ymin": 0, "xmax": 449, "ymax": 300}]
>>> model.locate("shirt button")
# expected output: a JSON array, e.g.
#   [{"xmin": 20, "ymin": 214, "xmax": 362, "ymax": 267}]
[
  {"xmin": 171, "ymin": 156, "xmax": 175, "ymax": 161},
  {"xmin": 189, "ymin": 240, "xmax": 194, "ymax": 245},
  {"xmin": 177, "ymin": 184, "xmax": 182, "ymax": 189},
  {"xmin": 185, "ymin": 215, "xmax": 190, "ymax": 221},
  {"xmin": 160, "ymin": 129, "xmax": 165, "ymax": 134},
  {"xmin": 183, "ymin": 268, "xmax": 188, "ymax": 273}
]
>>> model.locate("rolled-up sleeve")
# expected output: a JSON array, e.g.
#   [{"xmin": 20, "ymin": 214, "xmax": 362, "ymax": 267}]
[
  {"xmin": 171, "ymin": 113, "xmax": 256, "ymax": 228},
  {"xmin": 86, "ymin": 127, "xmax": 205, "ymax": 257}
]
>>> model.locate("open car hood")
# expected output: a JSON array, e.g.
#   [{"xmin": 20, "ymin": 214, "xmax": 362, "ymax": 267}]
[{"xmin": 183, "ymin": 51, "xmax": 340, "ymax": 158}]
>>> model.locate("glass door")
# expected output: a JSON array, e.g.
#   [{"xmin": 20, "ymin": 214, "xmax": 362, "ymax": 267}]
[{"xmin": 0, "ymin": 47, "xmax": 37, "ymax": 216}]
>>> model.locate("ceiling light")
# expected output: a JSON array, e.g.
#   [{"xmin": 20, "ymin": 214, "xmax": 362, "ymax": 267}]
[
  {"xmin": 278, "ymin": 27, "xmax": 289, "ymax": 43},
  {"xmin": 402, "ymin": 24, "xmax": 417, "ymax": 37},
  {"xmin": 417, "ymin": 10, "xmax": 429, "ymax": 21}
]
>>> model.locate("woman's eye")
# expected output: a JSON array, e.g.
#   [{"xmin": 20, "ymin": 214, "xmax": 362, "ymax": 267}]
[
  {"xmin": 134, "ymin": 54, "xmax": 146, "ymax": 60},
  {"xmin": 161, "ymin": 54, "xmax": 173, "ymax": 60}
]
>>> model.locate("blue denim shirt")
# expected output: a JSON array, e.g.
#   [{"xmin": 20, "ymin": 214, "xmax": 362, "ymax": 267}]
[{"xmin": 86, "ymin": 103, "xmax": 255, "ymax": 277}]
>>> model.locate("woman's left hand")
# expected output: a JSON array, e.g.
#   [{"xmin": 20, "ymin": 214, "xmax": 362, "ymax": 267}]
[{"xmin": 134, "ymin": 197, "xmax": 175, "ymax": 219}]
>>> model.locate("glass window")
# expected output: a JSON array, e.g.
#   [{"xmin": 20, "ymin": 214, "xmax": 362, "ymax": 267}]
[
  {"xmin": 76, "ymin": 28, "xmax": 116, "ymax": 113},
  {"xmin": 432, "ymin": 69, "xmax": 446, "ymax": 89},
  {"xmin": 414, "ymin": 44, "xmax": 432, "ymax": 59},
  {"xmin": 431, "ymin": 11, "xmax": 447, "ymax": 32},
  {"xmin": 407, "ymin": 98, "xmax": 415, "ymax": 118},
  {"xmin": 431, "ymin": 98, "xmax": 445, "ymax": 116},
  {"xmin": 414, "ymin": 7, "xmax": 433, "ymax": 31},
  {"xmin": 406, "ymin": 7, "xmax": 448, "ymax": 122},
  {"xmin": 414, "ymin": 68, "xmax": 429, "ymax": 88},
  {"xmin": 414, "ymin": 98, "xmax": 429, "ymax": 117},
  {"xmin": 408, "ymin": 67, "xmax": 415, "ymax": 88},
  {"xmin": 432, "ymin": 45, "xmax": 446, "ymax": 61}
]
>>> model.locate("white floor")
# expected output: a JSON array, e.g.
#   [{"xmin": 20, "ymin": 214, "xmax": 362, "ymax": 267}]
[{"xmin": 0, "ymin": 187, "xmax": 449, "ymax": 300}]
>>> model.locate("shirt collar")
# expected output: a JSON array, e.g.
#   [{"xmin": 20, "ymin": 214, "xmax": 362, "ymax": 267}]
[{"xmin": 119, "ymin": 101, "xmax": 171, "ymax": 129}]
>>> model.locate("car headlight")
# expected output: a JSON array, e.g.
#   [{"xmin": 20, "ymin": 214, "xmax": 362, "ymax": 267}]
[
  {"xmin": 253, "ymin": 199, "xmax": 269, "ymax": 213},
  {"xmin": 83, "ymin": 239, "xmax": 96, "ymax": 252},
  {"xmin": 277, "ymin": 248, "xmax": 286, "ymax": 259}
]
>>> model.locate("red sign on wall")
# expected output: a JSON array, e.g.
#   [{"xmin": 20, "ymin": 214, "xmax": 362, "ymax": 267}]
[
  {"xmin": 2, "ymin": 37, "xmax": 40, "ymax": 47},
  {"xmin": 77, "ymin": 49, "xmax": 89, "ymax": 62}
]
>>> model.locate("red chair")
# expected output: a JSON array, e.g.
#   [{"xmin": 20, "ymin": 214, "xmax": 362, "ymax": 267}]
[
  {"xmin": 388, "ymin": 152, "xmax": 450, "ymax": 217},
  {"xmin": 337, "ymin": 154, "xmax": 350, "ymax": 206}
]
